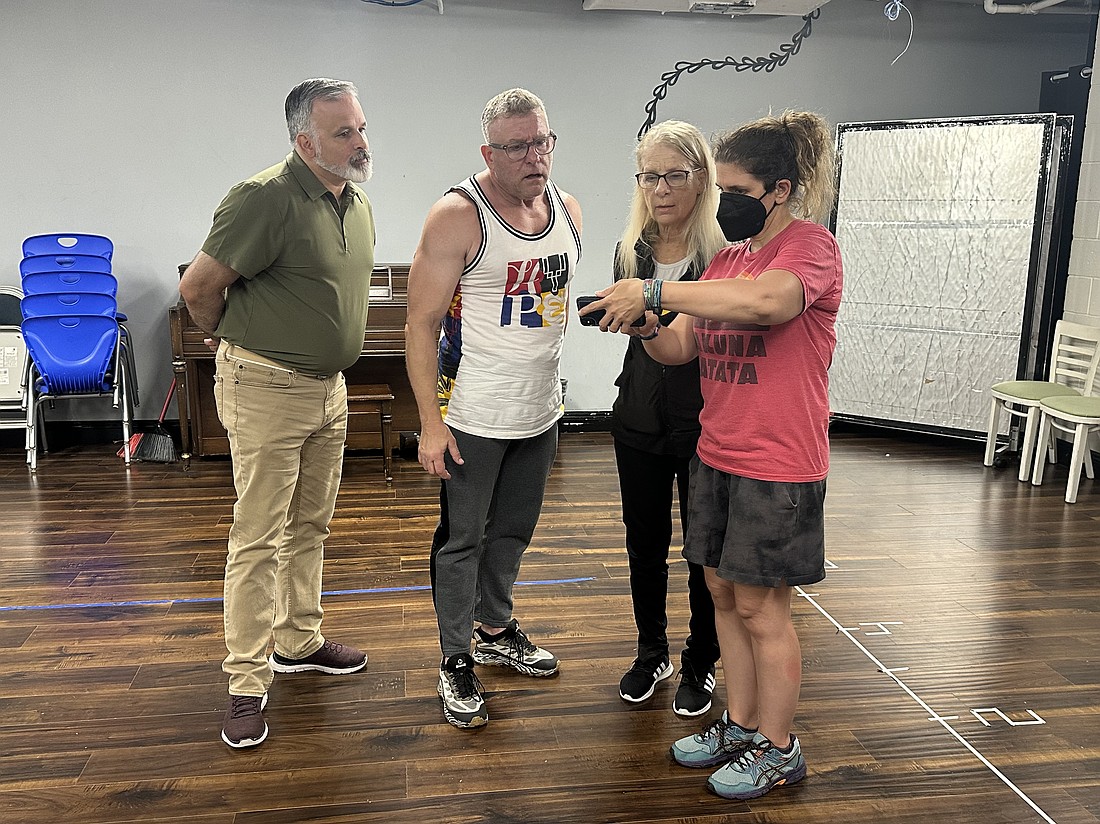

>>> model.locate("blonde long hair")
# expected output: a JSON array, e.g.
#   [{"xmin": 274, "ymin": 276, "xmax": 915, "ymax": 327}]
[
  {"xmin": 615, "ymin": 120, "xmax": 726, "ymax": 281},
  {"xmin": 712, "ymin": 110, "xmax": 837, "ymax": 223}
]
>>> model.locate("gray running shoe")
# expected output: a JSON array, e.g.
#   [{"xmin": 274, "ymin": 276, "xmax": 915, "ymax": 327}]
[
  {"xmin": 670, "ymin": 710, "xmax": 756, "ymax": 768},
  {"xmin": 707, "ymin": 732, "xmax": 807, "ymax": 799}
]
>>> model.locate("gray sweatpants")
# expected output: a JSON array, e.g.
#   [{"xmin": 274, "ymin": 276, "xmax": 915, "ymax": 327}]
[{"xmin": 429, "ymin": 423, "xmax": 558, "ymax": 658}]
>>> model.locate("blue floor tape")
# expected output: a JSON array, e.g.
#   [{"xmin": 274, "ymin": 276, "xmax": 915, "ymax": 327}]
[{"xmin": 0, "ymin": 576, "xmax": 597, "ymax": 613}]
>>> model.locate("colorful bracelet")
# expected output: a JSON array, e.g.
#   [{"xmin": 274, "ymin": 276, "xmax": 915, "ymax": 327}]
[{"xmin": 642, "ymin": 278, "xmax": 663, "ymax": 313}]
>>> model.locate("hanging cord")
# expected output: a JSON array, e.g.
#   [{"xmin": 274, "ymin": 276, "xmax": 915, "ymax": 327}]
[
  {"xmin": 884, "ymin": 0, "xmax": 914, "ymax": 65},
  {"xmin": 360, "ymin": 0, "xmax": 426, "ymax": 6}
]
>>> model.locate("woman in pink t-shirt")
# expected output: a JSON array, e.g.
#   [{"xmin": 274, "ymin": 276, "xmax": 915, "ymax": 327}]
[{"xmin": 583, "ymin": 111, "xmax": 842, "ymax": 801}]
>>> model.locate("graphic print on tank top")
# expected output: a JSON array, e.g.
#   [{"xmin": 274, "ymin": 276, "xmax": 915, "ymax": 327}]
[{"xmin": 502, "ymin": 252, "xmax": 569, "ymax": 328}]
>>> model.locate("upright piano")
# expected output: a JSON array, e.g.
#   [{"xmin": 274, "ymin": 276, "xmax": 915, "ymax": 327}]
[{"xmin": 169, "ymin": 264, "xmax": 418, "ymax": 458}]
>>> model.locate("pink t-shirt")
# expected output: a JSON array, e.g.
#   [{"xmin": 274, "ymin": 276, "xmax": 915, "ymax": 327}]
[{"xmin": 693, "ymin": 220, "xmax": 842, "ymax": 482}]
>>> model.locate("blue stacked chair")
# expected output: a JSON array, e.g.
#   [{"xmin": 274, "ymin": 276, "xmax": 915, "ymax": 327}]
[
  {"xmin": 21, "ymin": 270, "xmax": 119, "ymax": 298},
  {"xmin": 18, "ymin": 233, "xmax": 137, "ymax": 469},
  {"xmin": 20, "ymin": 254, "xmax": 114, "ymax": 276},
  {"xmin": 21, "ymin": 292, "xmax": 120, "ymax": 320},
  {"xmin": 22, "ymin": 233, "xmax": 114, "ymax": 260}
]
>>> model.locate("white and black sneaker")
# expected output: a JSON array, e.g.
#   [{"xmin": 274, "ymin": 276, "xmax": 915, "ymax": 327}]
[
  {"xmin": 619, "ymin": 656, "xmax": 674, "ymax": 703},
  {"xmin": 673, "ymin": 659, "xmax": 716, "ymax": 717},
  {"xmin": 472, "ymin": 619, "xmax": 559, "ymax": 677},
  {"xmin": 438, "ymin": 653, "xmax": 488, "ymax": 729}
]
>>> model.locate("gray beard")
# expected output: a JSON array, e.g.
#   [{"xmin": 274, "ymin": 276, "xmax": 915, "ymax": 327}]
[{"xmin": 316, "ymin": 151, "xmax": 373, "ymax": 183}]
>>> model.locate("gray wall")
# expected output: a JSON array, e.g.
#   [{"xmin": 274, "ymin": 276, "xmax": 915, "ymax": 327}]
[{"xmin": 1, "ymin": 0, "xmax": 1092, "ymax": 419}]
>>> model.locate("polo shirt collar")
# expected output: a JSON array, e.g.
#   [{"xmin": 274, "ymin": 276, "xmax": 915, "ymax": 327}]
[{"xmin": 286, "ymin": 150, "xmax": 366, "ymax": 204}]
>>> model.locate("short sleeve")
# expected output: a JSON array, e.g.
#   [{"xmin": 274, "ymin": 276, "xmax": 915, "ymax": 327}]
[
  {"xmin": 201, "ymin": 180, "xmax": 284, "ymax": 280},
  {"xmin": 769, "ymin": 224, "xmax": 841, "ymax": 312}
]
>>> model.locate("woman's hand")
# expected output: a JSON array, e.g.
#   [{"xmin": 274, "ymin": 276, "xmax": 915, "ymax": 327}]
[
  {"xmin": 624, "ymin": 312, "xmax": 659, "ymax": 338},
  {"xmin": 590, "ymin": 279, "xmax": 646, "ymax": 332}
]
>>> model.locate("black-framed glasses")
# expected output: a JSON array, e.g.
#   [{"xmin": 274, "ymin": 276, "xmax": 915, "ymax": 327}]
[
  {"xmin": 486, "ymin": 132, "xmax": 557, "ymax": 161},
  {"xmin": 635, "ymin": 169, "xmax": 700, "ymax": 190}
]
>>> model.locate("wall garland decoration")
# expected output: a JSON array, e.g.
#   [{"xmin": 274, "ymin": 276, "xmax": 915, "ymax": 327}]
[{"xmin": 638, "ymin": 8, "xmax": 822, "ymax": 138}]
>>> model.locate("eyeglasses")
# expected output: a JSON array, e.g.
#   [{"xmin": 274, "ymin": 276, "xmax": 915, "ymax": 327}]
[
  {"xmin": 635, "ymin": 169, "xmax": 700, "ymax": 190},
  {"xmin": 486, "ymin": 132, "xmax": 557, "ymax": 161}
]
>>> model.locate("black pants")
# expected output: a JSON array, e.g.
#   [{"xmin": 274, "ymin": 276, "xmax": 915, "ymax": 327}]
[
  {"xmin": 614, "ymin": 439, "xmax": 719, "ymax": 670},
  {"xmin": 428, "ymin": 425, "xmax": 558, "ymax": 657}
]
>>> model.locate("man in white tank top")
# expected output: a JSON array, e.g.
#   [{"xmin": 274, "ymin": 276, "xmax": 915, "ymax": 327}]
[{"xmin": 406, "ymin": 88, "xmax": 583, "ymax": 729}]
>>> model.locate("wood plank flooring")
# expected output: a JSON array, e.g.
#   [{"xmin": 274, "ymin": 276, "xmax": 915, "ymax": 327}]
[{"xmin": 0, "ymin": 428, "xmax": 1097, "ymax": 823}]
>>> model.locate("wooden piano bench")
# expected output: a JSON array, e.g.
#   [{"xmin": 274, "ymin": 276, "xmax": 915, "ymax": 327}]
[{"xmin": 346, "ymin": 383, "xmax": 395, "ymax": 483}]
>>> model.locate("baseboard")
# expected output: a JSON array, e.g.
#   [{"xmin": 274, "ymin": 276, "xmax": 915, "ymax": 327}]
[
  {"xmin": 8, "ymin": 416, "xmax": 1089, "ymax": 468},
  {"xmin": 0, "ymin": 419, "xmax": 184, "ymax": 451}
]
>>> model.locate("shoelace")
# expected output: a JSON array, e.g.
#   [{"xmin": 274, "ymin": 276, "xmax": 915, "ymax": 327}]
[
  {"xmin": 629, "ymin": 657, "xmax": 666, "ymax": 677},
  {"xmin": 699, "ymin": 714, "xmax": 729, "ymax": 739},
  {"xmin": 449, "ymin": 667, "xmax": 485, "ymax": 700},
  {"xmin": 679, "ymin": 660, "xmax": 699, "ymax": 685},
  {"xmin": 228, "ymin": 697, "xmax": 263, "ymax": 719},
  {"xmin": 498, "ymin": 627, "xmax": 537, "ymax": 659},
  {"xmin": 728, "ymin": 741, "xmax": 769, "ymax": 771},
  {"xmin": 698, "ymin": 715, "xmax": 748, "ymax": 752}
]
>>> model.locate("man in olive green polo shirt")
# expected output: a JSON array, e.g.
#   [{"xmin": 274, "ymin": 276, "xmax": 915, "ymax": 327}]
[{"xmin": 179, "ymin": 78, "xmax": 375, "ymax": 749}]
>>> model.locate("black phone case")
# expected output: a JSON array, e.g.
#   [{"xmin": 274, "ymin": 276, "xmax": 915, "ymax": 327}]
[{"xmin": 576, "ymin": 296, "xmax": 644, "ymax": 327}]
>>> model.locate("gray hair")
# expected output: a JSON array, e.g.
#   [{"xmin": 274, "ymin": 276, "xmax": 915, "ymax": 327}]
[
  {"xmin": 481, "ymin": 88, "xmax": 546, "ymax": 142},
  {"xmin": 285, "ymin": 78, "xmax": 359, "ymax": 143}
]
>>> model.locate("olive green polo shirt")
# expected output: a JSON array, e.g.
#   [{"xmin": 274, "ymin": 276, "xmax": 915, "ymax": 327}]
[{"xmin": 202, "ymin": 151, "xmax": 375, "ymax": 375}]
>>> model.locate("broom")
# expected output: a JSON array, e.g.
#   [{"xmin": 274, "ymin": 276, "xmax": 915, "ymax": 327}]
[{"xmin": 126, "ymin": 378, "xmax": 178, "ymax": 462}]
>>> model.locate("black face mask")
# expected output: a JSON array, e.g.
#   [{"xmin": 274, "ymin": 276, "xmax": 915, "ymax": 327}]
[{"xmin": 716, "ymin": 191, "xmax": 769, "ymax": 242}]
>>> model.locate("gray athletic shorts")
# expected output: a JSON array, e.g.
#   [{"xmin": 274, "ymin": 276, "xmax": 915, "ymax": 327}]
[{"xmin": 683, "ymin": 456, "xmax": 826, "ymax": 587}]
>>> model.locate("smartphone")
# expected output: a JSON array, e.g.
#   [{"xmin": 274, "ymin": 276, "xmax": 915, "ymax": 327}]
[{"xmin": 576, "ymin": 295, "xmax": 646, "ymax": 327}]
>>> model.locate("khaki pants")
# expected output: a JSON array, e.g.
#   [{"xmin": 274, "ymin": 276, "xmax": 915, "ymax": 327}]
[{"xmin": 214, "ymin": 341, "xmax": 348, "ymax": 696}]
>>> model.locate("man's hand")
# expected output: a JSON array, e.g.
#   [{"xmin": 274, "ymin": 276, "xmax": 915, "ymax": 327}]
[{"xmin": 417, "ymin": 421, "xmax": 463, "ymax": 479}]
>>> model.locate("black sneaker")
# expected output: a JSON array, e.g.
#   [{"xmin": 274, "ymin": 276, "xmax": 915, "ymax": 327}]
[
  {"xmin": 438, "ymin": 652, "xmax": 488, "ymax": 729},
  {"xmin": 673, "ymin": 659, "xmax": 716, "ymax": 717},
  {"xmin": 619, "ymin": 656, "xmax": 674, "ymax": 703}
]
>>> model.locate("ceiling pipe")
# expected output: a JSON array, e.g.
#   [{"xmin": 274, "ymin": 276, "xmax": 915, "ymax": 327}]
[{"xmin": 984, "ymin": 0, "xmax": 1077, "ymax": 13}]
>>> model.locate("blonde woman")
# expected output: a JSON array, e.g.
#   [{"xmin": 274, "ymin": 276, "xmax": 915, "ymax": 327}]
[{"xmin": 609, "ymin": 121, "xmax": 726, "ymax": 716}]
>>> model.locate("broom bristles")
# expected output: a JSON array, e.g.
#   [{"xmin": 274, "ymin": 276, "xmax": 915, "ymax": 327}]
[{"xmin": 133, "ymin": 426, "xmax": 177, "ymax": 463}]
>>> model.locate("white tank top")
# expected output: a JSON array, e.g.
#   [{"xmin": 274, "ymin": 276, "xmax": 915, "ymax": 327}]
[{"xmin": 436, "ymin": 176, "xmax": 582, "ymax": 438}]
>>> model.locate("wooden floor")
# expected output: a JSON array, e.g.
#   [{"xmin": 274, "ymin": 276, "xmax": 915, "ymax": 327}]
[{"xmin": 0, "ymin": 427, "xmax": 1098, "ymax": 824}]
